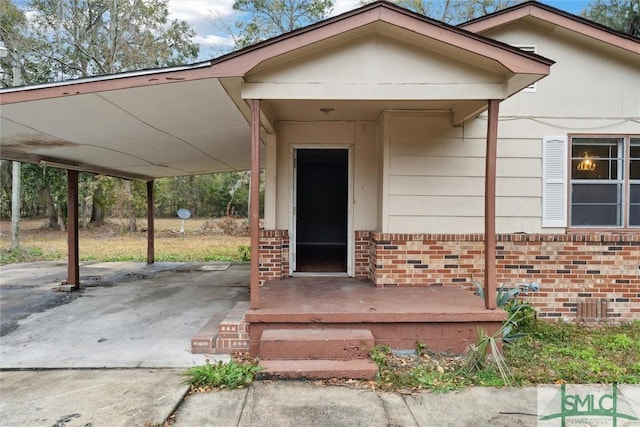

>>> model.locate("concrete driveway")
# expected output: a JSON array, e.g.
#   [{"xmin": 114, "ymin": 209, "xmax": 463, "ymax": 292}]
[
  {"xmin": 0, "ymin": 261, "xmax": 249, "ymax": 368},
  {"xmin": 1, "ymin": 261, "xmax": 249, "ymax": 426}
]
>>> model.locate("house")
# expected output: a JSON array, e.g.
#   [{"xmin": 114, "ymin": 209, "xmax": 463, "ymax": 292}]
[{"xmin": 1, "ymin": 1, "xmax": 638, "ymax": 375}]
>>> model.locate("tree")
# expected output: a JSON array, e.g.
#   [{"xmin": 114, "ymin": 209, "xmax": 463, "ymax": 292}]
[
  {"xmin": 27, "ymin": 0, "xmax": 200, "ymax": 79},
  {"xmin": 21, "ymin": 164, "xmax": 68, "ymax": 230},
  {"xmin": 583, "ymin": 0, "xmax": 640, "ymax": 37},
  {"xmin": 369, "ymin": 0, "xmax": 521, "ymax": 24},
  {"xmin": 2, "ymin": 0, "xmax": 201, "ymax": 231},
  {"xmin": 221, "ymin": 0, "xmax": 334, "ymax": 49}
]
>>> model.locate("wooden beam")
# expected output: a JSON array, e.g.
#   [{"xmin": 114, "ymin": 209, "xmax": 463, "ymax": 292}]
[
  {"xmin": 147, "ymin": 180, "xmax": 155, "ymax": 264},
  {"xmin": 67, "ymin": 170, "xmax": 80, "ymax": 286},
  {"xmin": 250, "ymin": 99, "xmax": 261, "ymax": 309},
  {"xmin": 484, "ymin": 99, "xmax": 499, "ymax": 310}
]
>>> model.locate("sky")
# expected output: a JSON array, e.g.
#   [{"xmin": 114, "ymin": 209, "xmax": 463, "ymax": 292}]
[{"xmin": 165, "ymin": 0, "xmax": 593, "ymax": 60}]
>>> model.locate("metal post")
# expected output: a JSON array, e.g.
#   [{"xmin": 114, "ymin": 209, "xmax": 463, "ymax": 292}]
[
  {"xmin": 147, "ymin": 180, "xmax": 155, "ymax": 264},
  {"xmin": 484, "ymin": 100, "xmax": 499, "ymax": 310},
  {"xmin": 67, "ymin": 170, "xmax": 80, "ymax": 287},
  {"xmin": 250, "ymin": 99, "xmax": 261, "ymax": 309}
]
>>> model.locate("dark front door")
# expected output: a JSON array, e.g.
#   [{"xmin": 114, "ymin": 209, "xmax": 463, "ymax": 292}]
[{"xmin": 295, "ymin": 148, "xmax": 348, "ymax": 273}]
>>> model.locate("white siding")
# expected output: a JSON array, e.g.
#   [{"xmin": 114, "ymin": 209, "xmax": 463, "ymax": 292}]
[{"xmin": 383, "ymin": 113, "xmax": 542, "ymax": 233}]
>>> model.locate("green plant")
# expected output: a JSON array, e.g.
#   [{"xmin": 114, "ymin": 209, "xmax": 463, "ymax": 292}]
[
  {"xmin": 461, "ymin": 305, "xmax": 534, "ymax": 386},
  {"xmin": 462, "ymin": 326, "xmax": 512, "ymax": 385},
  {"xmin": 597, "ymin": 333, "xmax": 640, "ymax": 351},
  {"xmin": 370, "ymin": 344, "xmax": 391, "ymax": 367},
  {"xmin": 182, "ymin": 360, "xmax": 261, "ymax": 389},
  {"xmin": 472, "ymin": 281, "xmax": 520, "ymax": 307},
  {"xmin": 504, "ymin": 300, "xmax": 537, "ymax": 333},
  {"xmin": 238, "ymin": 245, "xmax": 251, "ymax": 262}
]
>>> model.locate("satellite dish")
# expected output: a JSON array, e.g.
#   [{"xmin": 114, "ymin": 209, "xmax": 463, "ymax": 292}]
[{"xmin": 177, "ymin": 209, "xmax": 191, "ymax": 237}]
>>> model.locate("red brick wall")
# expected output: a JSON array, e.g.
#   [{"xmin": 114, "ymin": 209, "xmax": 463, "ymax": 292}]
[
  {"xmin": 258, "ymin": 229, "xmax": 289, "ymax": 285},
  {"xmin": 369, "ymin": 232, "xmax": 640, "ymax": 321},
  {"xmin": 355, "ymin": 230, "xmax": 370, "ymax": 278}
]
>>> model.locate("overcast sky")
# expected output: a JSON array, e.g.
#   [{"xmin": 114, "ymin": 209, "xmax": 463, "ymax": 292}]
[{"xmin": 167, "ymin": 0, "xmax": 592, "ymax": 60}]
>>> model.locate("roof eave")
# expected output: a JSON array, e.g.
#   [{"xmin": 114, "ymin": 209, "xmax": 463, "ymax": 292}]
[{"xmin": 460, "ymin": 1, "xmax": 640, "ymax": 56}]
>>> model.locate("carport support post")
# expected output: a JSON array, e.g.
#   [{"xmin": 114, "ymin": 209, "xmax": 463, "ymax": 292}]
[
  {"xmin": 147, "ymin": 180, "xmax": 155, "ymax": 264},
  {"xmin": 250, "ymin": 99, "xmax": 260, "ymax": 309},
  {"xmin": 67, "ymin": 169, "xmax": 80, "ymax": 287},
  {"xmin": 484, "ymin": 99, "xmax": 499, "ymax": 310}
]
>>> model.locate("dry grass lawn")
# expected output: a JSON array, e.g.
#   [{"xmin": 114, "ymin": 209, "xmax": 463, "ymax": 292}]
[{"xmin": 0, "ymin": 218, "xmax": 250, "ymax": 264}]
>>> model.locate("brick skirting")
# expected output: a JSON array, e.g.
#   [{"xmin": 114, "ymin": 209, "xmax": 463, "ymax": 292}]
[
  {"xmin": 257, "ymin": 229, "xmax": 640, "ymax": 321},
  {"xmin": 369, "ymin": 232, "xmax": 639, "ymax": 321}
]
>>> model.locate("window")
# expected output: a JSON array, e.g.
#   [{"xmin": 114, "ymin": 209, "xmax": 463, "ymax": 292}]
[
  {"xmin": 570, "ymin": 135, "xmax": 640, "ymax": 228},
  {"xmin": 631, "ymin": 138, "xmax": 640, "ymax": 226}
]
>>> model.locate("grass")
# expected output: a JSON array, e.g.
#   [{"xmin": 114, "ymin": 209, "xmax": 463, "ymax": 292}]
[
  {"xmin": 0, "ymin": 218, "xmax": 250, "ymax": 265},
  {"xmin": 369, "ymin": 320, "xmax": 640, "ymax": 392},
  {"xmin": 506, "ymin": 320, "xmax": 640, "ymax": 385},
  {"xmin": 182, "ymin": 358, "xmax": 262, "ymax": 391}
]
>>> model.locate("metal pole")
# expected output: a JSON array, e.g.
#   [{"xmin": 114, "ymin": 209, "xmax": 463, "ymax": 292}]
[
  {"xmin": 147, "ymin": 180, "xmax": 155, "ymax": 264},
  {"xmin": 67, "ymin": 170, "xmax": 80, "ymax": 287}
]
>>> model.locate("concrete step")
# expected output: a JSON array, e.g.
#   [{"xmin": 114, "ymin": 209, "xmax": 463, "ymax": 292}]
[
  {"xmin": 258, "ymin": 359, "xmax": 379, "ymax": 380},
  {"xmin": 259, "ymin": 328, "xmax": 375, "ymax": 360}
]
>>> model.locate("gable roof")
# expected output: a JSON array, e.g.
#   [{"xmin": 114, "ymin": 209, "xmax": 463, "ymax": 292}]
[
  {"xmin": 460, "ymin": 0, "xmax": 640, "ymax": 57},
  {"xmin": 209, "ymin": 0, "xmax": 552, "ymax": 77}
]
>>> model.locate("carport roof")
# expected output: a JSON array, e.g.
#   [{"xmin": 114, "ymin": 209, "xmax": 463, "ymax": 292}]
[{"xmin": 0, "ymin": 1, "xmax": 553, "ymax": 181}]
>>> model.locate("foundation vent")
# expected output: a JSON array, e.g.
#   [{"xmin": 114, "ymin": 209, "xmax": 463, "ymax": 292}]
[{"xmin": 576, "ymin": 298, "xmax": 608, "ymax": 322}]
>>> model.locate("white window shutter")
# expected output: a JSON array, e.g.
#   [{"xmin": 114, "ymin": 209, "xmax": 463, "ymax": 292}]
[{"xmin": 542, "ymin": 136, "xmax": 568, "ymax": 227}]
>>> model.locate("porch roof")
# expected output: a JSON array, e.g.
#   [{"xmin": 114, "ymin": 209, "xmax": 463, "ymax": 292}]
[{"xmin": 0, "ymin": 1, "xmax": 552, "ymax": 180}]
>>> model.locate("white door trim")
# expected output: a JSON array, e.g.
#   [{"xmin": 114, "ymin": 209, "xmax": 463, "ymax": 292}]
[{"xmin": 289, "ymin": 144, "xmax": 355, "ymax": 277}]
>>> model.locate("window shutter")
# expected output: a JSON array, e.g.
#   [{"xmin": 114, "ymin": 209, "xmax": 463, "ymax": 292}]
[{"xmin": 542, "ymin": 136, "xmax": 567, "ymax": 227}]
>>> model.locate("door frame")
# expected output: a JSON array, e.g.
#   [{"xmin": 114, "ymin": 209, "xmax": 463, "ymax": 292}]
[{"xmin": 289, "ymin": 144, "xmax": 354, "ymax": 277}]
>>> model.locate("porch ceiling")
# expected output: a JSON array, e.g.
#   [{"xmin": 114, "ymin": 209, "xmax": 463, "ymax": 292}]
[{"xmin": 0, "ymin": 77, "xmax": 253, "ymax": 180}]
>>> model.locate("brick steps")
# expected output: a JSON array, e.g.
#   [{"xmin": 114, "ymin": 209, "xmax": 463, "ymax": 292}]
[
  {"xmin": 258, "ymin": 359, "xmax": 379, "ymax": 380},
  {"xmin": 191, "ymin": 301, "xmax": 250, "ymax": 354},
  {"xmin": 257, "ymin": 328, "xmax": 378, "ymax": 380},
  {"xmin": 260, "ymin": 328, "xmax": 374, "ymax": 360}
]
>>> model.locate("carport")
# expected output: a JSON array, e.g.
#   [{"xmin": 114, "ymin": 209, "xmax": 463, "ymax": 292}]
[{"xmin": 0, "ymin": 63, "xmax": 263, "ymax": 297}]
